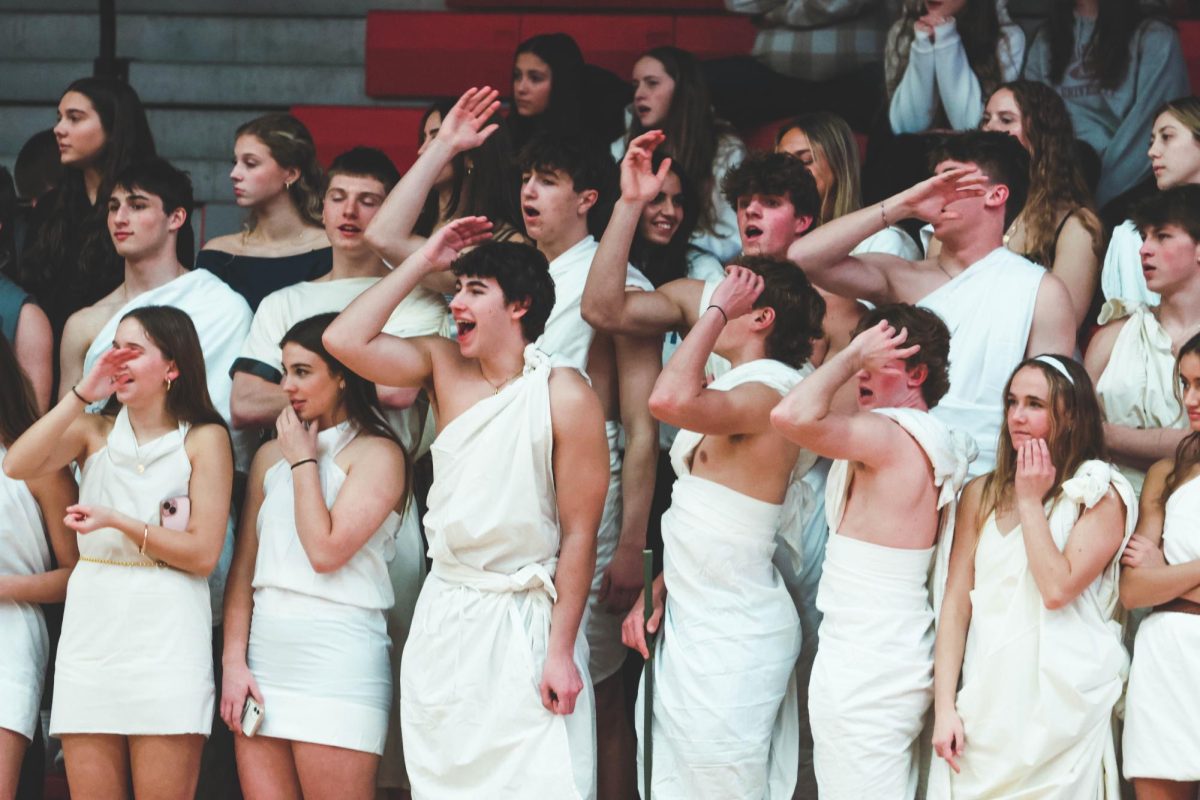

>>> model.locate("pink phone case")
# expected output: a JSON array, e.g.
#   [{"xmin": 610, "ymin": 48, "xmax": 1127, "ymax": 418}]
[{"xmin": 160, "ymin": 496, "xmax": 191, "ymax": 531}]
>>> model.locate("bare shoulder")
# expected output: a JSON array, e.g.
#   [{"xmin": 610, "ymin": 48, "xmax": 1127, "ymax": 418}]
[
  {"xmin": 960, "ymin": 475, "xmax": 987, "ymax": 514},
  {"xmin": 1082, "ymin": 315, "xmax": 1128, "ymax": 375},
  {"xmin": 200, "ymin": 232, "xmax": 246, "ymax": 255},
  {"xmin": 548, "ymin": 366, "xmax": 596, "ymax": 403},
  {"xmin": 184, "ymin": 423, "xmax": 234, "ymax": 464},
  {"xmin": 248, "ymin": 438, "xmax": 283, "ymax": 478},
  {"xmin": 342, "ymin": 432, "xmax": 406, "ymax": 468}
]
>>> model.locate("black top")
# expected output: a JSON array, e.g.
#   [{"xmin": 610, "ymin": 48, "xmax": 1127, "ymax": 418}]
[{"xmin": 195, "ymin": 247, "xmax": 332, "ymax": 312}]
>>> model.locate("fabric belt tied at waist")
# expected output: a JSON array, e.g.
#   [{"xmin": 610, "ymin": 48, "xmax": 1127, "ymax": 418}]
[{"xmin": 431, "ymin": 560, "xmax": 559, "ymax": 602}]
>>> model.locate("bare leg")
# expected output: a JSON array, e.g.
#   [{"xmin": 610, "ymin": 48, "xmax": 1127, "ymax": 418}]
[
  {"xmin": 1134, "ymin": 779, "xmax": 1200, "ymax": 800},
  {"xmin": 0, "ymin": 728, "xmax": 29, "ymax": 800},
  {"xmin": 60, "ymin": 733, "xmax": 130, "ymax": 800},
  {"xmin": 235, "ymin": 735, "xmax": 303, "ymax": 800},
  {"xmin": 128, "ymin": 734, "xmax": 204, "ymax": 800},
  {"xmin": 293, "ymin": 740, "xmax": 379, "ymax": 800},
  {"xmin": 595, "ymin": 673, "xmax": 636, "ymax": 800}
]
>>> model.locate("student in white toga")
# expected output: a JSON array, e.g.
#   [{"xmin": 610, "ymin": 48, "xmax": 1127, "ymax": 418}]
[{"xmin": 324, "ymin": 221, "xmax": 610, "ymax": 798}]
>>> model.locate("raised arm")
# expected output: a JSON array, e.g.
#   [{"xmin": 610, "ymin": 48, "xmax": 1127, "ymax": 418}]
[
  {"xmin": 600, "ymin": 333, "xmax": 661, "ymax": 612},
  {"xmin": 543, "ymin": 368, "xmax": 610, "ymax": 715},
  {"xmin": 4, "ymin": 347, "xmax": 134, "ymax": 480},
  {"xmin": 931, "ymin": 476, "xmax": 983, "ymax": 774},
  {"xmin": 786, "ymin": 166, "xmax": 985, "ymax": 304},
  {"xmin": 278, "ymin": 411, "xmax": 408, "ymax": 574},
  {"xmin": 325, "ymin": 216, "xmax": 492, "ymax": 389},
  {"xmin": 0, "ymin": 468, "xmax": 79, "ymax": 604},
  {"xmin": 220, "ymin": 441, "xmax": 270, "ymax": 733},
  {"xmin": 582, "ymin": 130, "xmax": 691, "ymax": 337},
  {"xmin": 771, "ymin": 320, "xmax": 920, "ymax": 466},
  {"xmin": 649, "ymin": 267, "xmax": 776, "ymax": 435},
  {"xmin": 1120, "ymin": 460, "xmax": 1200, "ymax": 608},
  {"xmin": 1014, "ymin": 440, "xmax": 1127, "ymax": 610},
  {"xmin": 363, "ymin": 86, "xmax": 501, "ymax": 269}
]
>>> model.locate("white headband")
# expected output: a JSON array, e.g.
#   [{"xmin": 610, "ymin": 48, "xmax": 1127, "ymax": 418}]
[{"xmin": 1033, "ymin": 354, "xmax": 1075, "ymax": 385}]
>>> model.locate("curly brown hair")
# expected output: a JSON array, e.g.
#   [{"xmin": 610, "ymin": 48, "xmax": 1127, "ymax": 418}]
[
  {"xmin": 993, "ymin": 80, "xmax": 1104, "ymax": 268},
  {"xmin": 738, "ymin": 255, "xmax": 825, "ymax": 369}
]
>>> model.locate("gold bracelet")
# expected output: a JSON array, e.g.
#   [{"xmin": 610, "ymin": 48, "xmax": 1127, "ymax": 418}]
[
  {"xmin": 139, "ymin": 523, "xmax": 150, "ymax": 556},
  {"xmin": 880, "ymin": 201, "xmax": 889, "ymax": 228}
]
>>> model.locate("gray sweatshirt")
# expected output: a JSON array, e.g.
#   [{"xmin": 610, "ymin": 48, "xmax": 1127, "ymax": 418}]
[{"xmin": 1023, "ymin": 15, "xmax": 1188, "ymax": 208}]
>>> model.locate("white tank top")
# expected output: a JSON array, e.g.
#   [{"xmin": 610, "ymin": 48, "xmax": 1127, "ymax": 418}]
[
  {"xmin": 0, "ymin": 445, "xmax": 50, "ymax": 578},
  {"xmin": 252, "ymin": 422, "xmax": 401, "ymax": 610}
]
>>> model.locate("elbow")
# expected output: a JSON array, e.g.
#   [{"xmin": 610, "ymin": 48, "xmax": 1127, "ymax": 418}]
[
  {"xmin": 647, "ymin": 389, "xmax": 682, "ymax": 425},
  {"xmin": 321, "ymin": 326, "xmax": 353, "ymax": 362},
  {"xmin": 2, "ymin": 453, "xmax": 29, "ymax": 481},
  {"xmin": 229, "ymin": 404, "xmax": 259, "ymax": 432},
  {"xmin": 769, "ymin": 402, "xmax": 816, "ymax": 441},
  {"xmin": 580, "ymin": 298, "xmax": 617, "ymax": 332},
  {"xmin": 1040, "ymin": 585, "xmax": 1075, "ymax": 611},
  {"xmin": 306, "ymin": 541, "xmax": 349, "ymax": 575}
]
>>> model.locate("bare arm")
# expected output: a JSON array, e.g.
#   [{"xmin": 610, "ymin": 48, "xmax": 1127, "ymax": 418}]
[
  {"xmin": 600, "ymin": 333, "xmax": 661, "ymax": 612},
  {"xmin": 786, "ymin": 167, "xmax": 985, "ymax": 304},
  {"xmin": 771, "ymin": 320, "xmax": 921, "ymax": 467},
  {"xmin": 230, "ymin": 371, "xmax": 288, "ymax": 430},
  {"xmin": 1015, "ymin": 440, "xmax": 1127, "ymax": 610},
  {"xmin": 1025, "ymin": 272, "xmax": 1076, "ymax": 357},
  {"xmin": 56, "ymin": 309, "xmax": 92, "ymax": 403},
  {"xmin": 220, "ymin": 443, "xmax": 270, "ymax": 732},
  {"xmin": 931, "ymin": 477, "xmax": 983, "ymax": 773},
  {"xmin": 0, "ymin": 468, "xmax": 79, "ymax": 604},
  {"xmin": 1082, "ymin": 319, "xmax": 1121, "ymax": 384},
  {"xmin": 1049, "ymin": 213, "xmax": 1101, "ymax": 331},
  {"xmin": 15, "ymin": 303, "xmax": 52, "ymax": 412},
  {"xmin": 363, "ymin": 87, "xmax": 501, "ymax": 267},
  {"xmin": 542, "ymin": 369, "xmax": 610, "ymax": 715},
  {"xmin": 1120, "ymin": 461, "xmax": 1200, "ymax": 608},
  {"xmin": 278, "ymin": 411, "xmax": 408, "ymax": 574},
  {"xmin": 325, "ymin": 217, "xmax": 492, "ymax": 389},
  {"xmin": 649, "ymin": 268, "xmax": 776, "ymax": 436}
]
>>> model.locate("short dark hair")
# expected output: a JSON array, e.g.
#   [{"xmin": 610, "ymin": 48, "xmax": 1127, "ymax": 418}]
[
  {"xmin": 738, "ymin": 255, "xmax": 825, "ymax": 368},
  {"xmin": 721, "ymin": 152, "xmax": 821, "ymax": 220},
  {"xmin": 518, "ymin": 133, "xmax": 614, "ymax": 196},
  {"xmin": 451, "ymin": 242, "xmax": 556, "ymax": 342},
  {"xmin": 327, "ymin": 147, "xmax": 402, "ymax": 194},
  {"xmin": 112, "ymin": 157, "xmax": 194, "ymax": 219},
  {"xmin": 855, "ymin": 303, "xmax": 952, "ymax": 408},
  {"xmin": 1132, "ymin": 184, "xmax": 1200, "ymax": 242},
  {"xmin": 928, "ymin": 130, "xmax": 1030, "ymax": 229}
]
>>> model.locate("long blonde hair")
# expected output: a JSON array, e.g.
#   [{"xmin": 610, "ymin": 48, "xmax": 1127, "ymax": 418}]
[
  {"xmin": 775, "ymin": 112, "xmax": 861, "ymax": 224},
  {"xmin": 980, "ymin": 356, "xmax": 1107, "ymax": 522}
]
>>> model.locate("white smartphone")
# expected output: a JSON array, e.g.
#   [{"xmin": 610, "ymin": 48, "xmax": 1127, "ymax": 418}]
[{"xmin": 241, "ymin": 697, "xmax": 264, "ymax": 737}]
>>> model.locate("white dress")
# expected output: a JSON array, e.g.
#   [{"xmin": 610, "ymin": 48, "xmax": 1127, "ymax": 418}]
[
  {"xmin": 1123, "ymin": 474, "xmax": 1200, "ymax": 781},
  {"xmin": 50, "ymin": 408, "xmax": 214, "ymax": 736},
  {"xmin": 928, "ymin": 462, "xmax": 1136, "ymax": 799},
  {"xmin": 400, "ymin": 346, "xmax": 595, "ymax": 799},
  {"xmin": 0, "ymin": 446, "xmax": 51, "ymax": 740},
  {"xmin": 248, "ymin": 422, "xmax": 403, "ymax": 755}
]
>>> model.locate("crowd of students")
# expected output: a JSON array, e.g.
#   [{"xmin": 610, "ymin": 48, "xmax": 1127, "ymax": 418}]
[{"xmin": 2, "ymin": 4, "xmax": 1200, "ymax": 799}]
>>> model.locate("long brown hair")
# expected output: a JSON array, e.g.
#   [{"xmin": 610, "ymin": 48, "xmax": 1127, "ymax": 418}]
[
  {"xmin": 0, "ymin": 333, "xmax": 39, "ymax": 447},
  {"xmin": 279, "ymin": 313, "xmax": 412, "ymax": 508},
  {"xmin": 106, "ymin": 306, "xmax": 228, "ymax": 431},
  {"xmin": 995, "ymin": 80, "xmax": 1104, "ymax": 268},
  {"xmin": 1163, "ymin": 333, "xmax": 1200, "ymax": 504},
  {"xmin": 981, "ymin": 355, "xmax": 1106, "ymax": 520}
]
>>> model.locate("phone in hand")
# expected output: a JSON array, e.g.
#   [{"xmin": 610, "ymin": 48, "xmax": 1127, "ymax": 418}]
[
  {"xmin": 241, "ymin": 697, "xmax": 264, "ymax": 737},
  {"xmin": 160, "ymin": 496, "xmax": 190, "ymax": 532}
]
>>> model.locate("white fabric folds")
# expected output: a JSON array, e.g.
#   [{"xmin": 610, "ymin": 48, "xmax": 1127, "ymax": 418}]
[
  {"xmin": 811, "ymin": 407, "xmax": 973, "ymax": 799},
  {"xmin": 929, "ymin": 461, "xmax": 1136, "ymax": 799},
  {"xmin": 401, "ymin": 346, "xmax": 595, "ymax": 799}
]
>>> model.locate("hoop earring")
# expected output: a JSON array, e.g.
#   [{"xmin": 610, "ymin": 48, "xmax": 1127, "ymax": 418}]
[{"xmin": 165, "ymin": 377, "xmax": 173, "ymax": 392}]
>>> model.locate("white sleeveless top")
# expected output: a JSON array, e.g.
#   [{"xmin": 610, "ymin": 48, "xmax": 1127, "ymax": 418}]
[
  {"xmin": 252, "ymin": 422, "xmax": 401, "ymax": 610},
  {"xmin": 1163, "ymin": 473, "xmax": 1200, "ymax": 566},
  {"xmin": 0, "ymin": 445, "xmax": 50, "ymax": 579},
  {"xmin": 78, "ymin": 408, "xmax": 192, "ymax": 562}
]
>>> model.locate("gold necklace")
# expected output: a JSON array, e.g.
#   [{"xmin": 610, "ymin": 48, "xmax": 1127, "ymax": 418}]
[{"xmin": 483, "ymin": 367, "xmax": 523, "ymax": 395}]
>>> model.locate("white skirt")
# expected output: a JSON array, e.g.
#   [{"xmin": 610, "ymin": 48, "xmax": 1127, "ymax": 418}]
[
  {"xmin": 248, "ymin": 588, "xmax": 391, "ymax": 755},
  {"xmin": 50, "ymin": 561, "xmax": 214, "ymax": 736},
  {"xmin": 1123, "ymin": 610, "xmax": 1200, "ymax": 781},
  {"xmin": 0, "ymin": 601, "xmax": 48, "ymax": 740}
]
